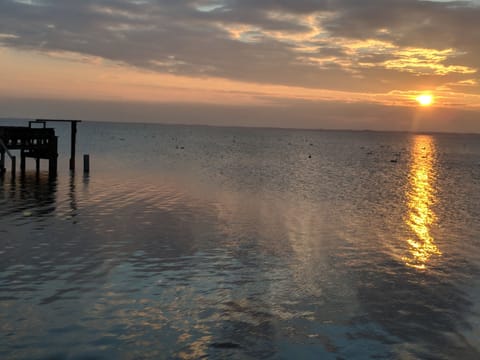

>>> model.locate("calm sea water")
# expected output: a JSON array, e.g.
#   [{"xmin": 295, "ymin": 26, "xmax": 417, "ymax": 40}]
[{"xmin": 1, "ymin": 121, "xmax": 480, "ymax": 359}]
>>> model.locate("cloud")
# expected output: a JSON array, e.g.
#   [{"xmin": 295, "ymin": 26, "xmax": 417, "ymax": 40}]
[{"xmin": 0, "ymin": 0, "xmax": 479, "ymax": 94}]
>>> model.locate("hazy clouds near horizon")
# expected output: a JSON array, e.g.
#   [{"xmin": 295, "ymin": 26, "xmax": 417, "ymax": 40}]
[{"xmin": 2, "ymin": 97, "xmax": 479, "ymax": 134}]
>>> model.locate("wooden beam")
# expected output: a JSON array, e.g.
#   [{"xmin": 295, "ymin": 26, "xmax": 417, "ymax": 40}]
[{"xmin": 36, "ymin": 119, "xmax": 82, "ymax": 123}]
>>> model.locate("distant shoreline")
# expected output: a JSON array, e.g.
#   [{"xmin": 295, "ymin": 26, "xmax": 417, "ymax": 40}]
[{"xmin": 1, "ymin": 117, "xmax": 479, "ymax": 137}]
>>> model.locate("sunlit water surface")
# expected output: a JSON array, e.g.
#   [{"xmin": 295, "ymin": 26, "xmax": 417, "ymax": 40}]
[{"xmin": 1, "ymin": 121, "xmax": 480, "ymax": 359}]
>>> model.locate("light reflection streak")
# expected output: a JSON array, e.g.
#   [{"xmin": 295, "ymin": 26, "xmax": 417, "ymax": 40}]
[{"xmin": 403, "ymin": 135, "xmax": 441, "ymax": 269}]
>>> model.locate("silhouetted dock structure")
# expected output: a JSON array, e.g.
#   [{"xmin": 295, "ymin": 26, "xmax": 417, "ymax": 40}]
[{"xmin": 0, "ymin": 119, "xmax": 81, "ymax": 177}]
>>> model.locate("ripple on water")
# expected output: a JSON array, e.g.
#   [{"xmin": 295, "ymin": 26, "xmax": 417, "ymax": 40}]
[{"xmin": 1, "ymin": 126, "xmax": 480, "ymax": 359}]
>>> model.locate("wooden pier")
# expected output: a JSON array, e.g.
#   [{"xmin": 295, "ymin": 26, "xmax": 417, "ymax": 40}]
[{"xmin": 0, "ymin": 119, "xmax": 81, "ymax": 177}]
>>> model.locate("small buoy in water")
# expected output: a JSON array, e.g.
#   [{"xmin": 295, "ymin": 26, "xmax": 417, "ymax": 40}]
[
  {"xmin": 390, "ymin": 159, "xmax": 398, "ymax": 163},
  {"xmin": 180, "ymin": 146, "xmax": 184, "ymax": 150},
  {"xmin": 308, "ymin": 155, "xmax": 312, "ymax": 158},
  {"xmin": 23, "ymin": 210, "xmax": 32, "ymax": 217}
]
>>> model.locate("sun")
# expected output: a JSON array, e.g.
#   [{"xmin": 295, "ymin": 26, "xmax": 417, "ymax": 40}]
[{"xmin": 416, "ymin": 94, "xmax": 434, "ymax": 106}]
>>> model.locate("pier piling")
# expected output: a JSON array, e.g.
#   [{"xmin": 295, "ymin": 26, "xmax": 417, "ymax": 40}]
[
  {"xmin": 83, "ymin": 154, "xmax": 90, "ymax": 173},
  {"xmin": 20, "ymin": 149, "xmax": 26, "ymax": 174},
  {"xmin": 70, "ymin": 121, "xmax": 77, "ymax": 171},
  {"xmin": 11, "ymin": 156, "xmax": 16, "ymax": 177},
  {"xmin": 0, "ymin": 150, "xmax": 5, "ymax": 174}
]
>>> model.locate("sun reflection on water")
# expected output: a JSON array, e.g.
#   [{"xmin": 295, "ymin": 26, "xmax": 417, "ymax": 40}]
[{"xmin": 403, "ymin": 135, "xmax": 441, "ymax": 270}]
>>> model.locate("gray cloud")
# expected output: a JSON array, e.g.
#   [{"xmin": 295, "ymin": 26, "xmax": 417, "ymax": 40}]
[
  {"xmin": 323, "ymin": 1, "xmax": 480, "ymax": 57},
  {"xmin": 0, "ymin": 0, "xmax": 479, "ymax": 92}
]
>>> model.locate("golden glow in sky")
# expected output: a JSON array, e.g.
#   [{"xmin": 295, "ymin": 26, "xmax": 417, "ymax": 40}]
[{"xmin": 416, "ymin": 94, "xmax": 434, "ymax": 107}]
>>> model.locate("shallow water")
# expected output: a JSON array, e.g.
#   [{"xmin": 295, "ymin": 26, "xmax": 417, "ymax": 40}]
[{"xmin": 1, "ymin": 121, "xmax": 480, "ymax": 359}]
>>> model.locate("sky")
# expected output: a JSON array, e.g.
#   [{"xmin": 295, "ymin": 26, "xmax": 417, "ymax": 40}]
[{"xmin": 1, "ymin": 0, "xmax": 480, "ymax": 132}]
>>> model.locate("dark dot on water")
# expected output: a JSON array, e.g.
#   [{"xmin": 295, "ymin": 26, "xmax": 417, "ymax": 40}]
[{"xmin": 308, "ymin": 155, "xmax": 312, "ymax": 158}]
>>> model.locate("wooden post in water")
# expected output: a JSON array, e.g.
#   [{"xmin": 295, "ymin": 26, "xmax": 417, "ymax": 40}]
[
  {"xmin": 70, "ymin": 121, "xmax": 77, "ymax": 171},
  {"xmin": 83, "ymin": 154, "xmax": 90, "ymax": 173},
  {"xmin": 20, "ymin": 149, "xmax": 26, "ymax": 174},
  {"xmin": 49, "ymin": 136, "xmax": 58, "ymax": 177},
  {"xmin": 0, "ymin": 150, "xmax": 5, "ymax": 174},
  {"xmin": 36, "ymin": 158, "xmax": 40, "ymax": 176},
  {"xmin": 11, "ymin": 156, "xmax": 16, "ymax": 177}
]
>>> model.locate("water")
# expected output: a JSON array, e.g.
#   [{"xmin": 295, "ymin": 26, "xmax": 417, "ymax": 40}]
[{"xmin": 1, "ymin": 121, "xmax": 480, "ymax": 359}]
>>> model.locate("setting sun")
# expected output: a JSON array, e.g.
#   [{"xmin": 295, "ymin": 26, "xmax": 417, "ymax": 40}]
[{"xmin": 416, "ymin": 94, "xmax": 434, "ymax": 106}]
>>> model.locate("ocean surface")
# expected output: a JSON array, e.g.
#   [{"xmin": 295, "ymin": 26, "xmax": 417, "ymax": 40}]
[{"xmin": 1, "ymin": 120, "xmax": 480, "ymax": 359}]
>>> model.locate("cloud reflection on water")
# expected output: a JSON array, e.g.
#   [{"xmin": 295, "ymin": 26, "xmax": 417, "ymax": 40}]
[{"xmin": 1, "ymin": 125, "xmax": 480, "ymax": 359}]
